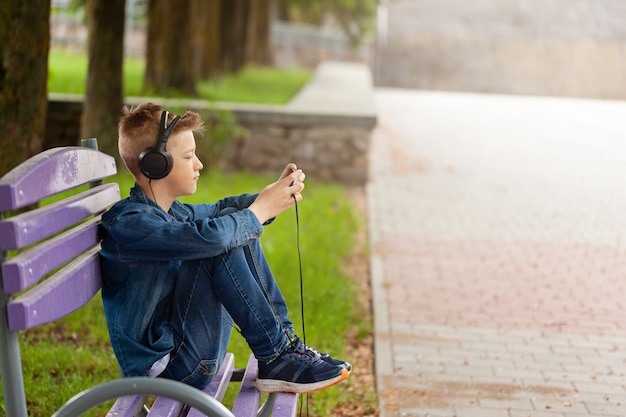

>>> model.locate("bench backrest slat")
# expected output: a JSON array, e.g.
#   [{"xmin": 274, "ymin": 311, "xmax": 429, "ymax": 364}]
[
  {"xmin": 7, "ymin": 246, "xmax": 102, "ymax": 331},
  {"xmin": 0, "ymin": 147, "xmax": 117, "ymax": 212},
  {"xmin": 0, "ymin": 183, "xmax": 119, "ymax": 251},
  {"xmin": 2, "ymin": 216, "xmax": 101, "ymax": 293}
]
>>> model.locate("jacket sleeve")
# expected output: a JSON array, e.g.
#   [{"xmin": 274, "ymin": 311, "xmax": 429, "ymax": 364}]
[
  {"xmin": 183, "ymin": 193, "xmax": 259, "ymax": 220},
  {"xmin": 101, "ymin": 201, "xmax": 264, "ymax": 262}
]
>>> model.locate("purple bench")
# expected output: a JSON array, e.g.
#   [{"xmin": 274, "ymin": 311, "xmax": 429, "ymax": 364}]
[{"xmin": 0, "ymin": 142, "xmax": 298, "ymax": 417}]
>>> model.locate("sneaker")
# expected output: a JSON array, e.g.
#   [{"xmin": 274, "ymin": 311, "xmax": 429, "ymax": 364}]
[
  {"xmin": 318, "ymin": 352, "xmax": 352, "ymax": 372},
  {"xmin": 291, "ymin": 335, "xmax": 352, "ymax": 372},
  {"xmin": 256, "ymin": 337, "xmax": 350, "ymax": 393}
]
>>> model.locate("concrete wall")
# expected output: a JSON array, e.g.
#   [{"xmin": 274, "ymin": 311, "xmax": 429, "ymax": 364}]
[{"xmin": 375, "ymin": 0, "xmax": 626, "ymax": 99}]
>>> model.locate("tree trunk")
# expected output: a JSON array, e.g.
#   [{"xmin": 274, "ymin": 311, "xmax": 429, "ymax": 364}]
[
  {"xmin": 275, "ymin": 0, "xmax": 290, "ymax": 21},
  {"xmin": 220, "ymin": 1, "xmax": 249, "ymax": 74},
  {"xmin": 0, "ymin": 1, "xmax": 50, "ymax": 176},
  {"xmin": 80, "ymin": 0, "xmax": 125, "ymax": 159},
  {"xmin": 191, "ymin": 0, "xmax": 222, "ymax": 80},
  {"xmin": 245, "ymin": 0, "xmax": 272, "ymax": 66},
  {"xmin": 145, "ymin": 0, "xmax": 197, "ymax": 95}
]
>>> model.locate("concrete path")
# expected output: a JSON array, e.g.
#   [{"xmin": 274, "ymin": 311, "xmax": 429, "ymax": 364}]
[{"xmin": 368, "ymin": 88, "xmax": 626, "ymax": 417}]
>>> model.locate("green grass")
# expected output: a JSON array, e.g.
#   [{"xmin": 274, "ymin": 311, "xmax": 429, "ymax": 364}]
[
  {"xmin": 197, "ymin": 66, "xmax": 310, "ymax": 104},
  {"xmin": 47, "ymin": 50, "xmax": 311, "ymax": 104},
  {"xmin": 47, "ymin": 50, "xmax": 145, "ymax": 97},
  {"xmin": 3, "ymin": 169, "xmax": 371, "ymax": 416}
]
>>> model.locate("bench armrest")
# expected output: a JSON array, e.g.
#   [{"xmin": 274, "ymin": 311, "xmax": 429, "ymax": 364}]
[{"xmin": 51, "ymin": 377, "xmax": 236, "ymax": 417}]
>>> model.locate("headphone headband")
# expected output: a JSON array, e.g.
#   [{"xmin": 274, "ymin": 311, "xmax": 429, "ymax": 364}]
[{"xmin": 156, "ymin": 111, "xmax": 182, "ymax": 147}]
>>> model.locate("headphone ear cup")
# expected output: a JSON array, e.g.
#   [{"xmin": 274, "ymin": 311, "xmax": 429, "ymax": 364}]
[
  {"xmin": 139, "ymin": 110, "xmax": 180, "ymax": 180},
  {"xmin": 138, "ymin": 146, "xmax": 173, "ymax": 179}
]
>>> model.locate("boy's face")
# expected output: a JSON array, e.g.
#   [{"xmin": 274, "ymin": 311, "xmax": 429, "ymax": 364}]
[{"xmin": 162, "ymin": 130, "xmax": 203, "ymax": 197}]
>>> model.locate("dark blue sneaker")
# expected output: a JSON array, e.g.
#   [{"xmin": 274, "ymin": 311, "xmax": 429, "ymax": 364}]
[
  {"xmin": 285, "ymin": 333, "xmax": 352, "ymax": 372},
  {"xmin": 294, "ymin": 336, "xmax": 352, "ymax": 372},
  {"xmin": 318, "ymin": 351, "xmax": 352, "ymax": 371},
  {"xmin": 256, "ymin": 337, "xmax": 350, "ymax": 393}
]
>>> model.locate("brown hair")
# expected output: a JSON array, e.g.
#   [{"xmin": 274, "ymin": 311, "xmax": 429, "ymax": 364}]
[{"xmin": 118, "ymin": 102, "xmax": 205, "ymax": 178}]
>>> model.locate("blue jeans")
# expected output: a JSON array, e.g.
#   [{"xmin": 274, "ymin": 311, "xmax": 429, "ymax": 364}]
[{"xmin": 161, "ymin": 237, "xmax": 294, "ymax": 388}]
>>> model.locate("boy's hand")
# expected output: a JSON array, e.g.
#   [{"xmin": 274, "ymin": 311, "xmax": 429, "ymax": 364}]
[{"xmin": 249, "ymin": 164, "xmax": 305, "ymax": 224}]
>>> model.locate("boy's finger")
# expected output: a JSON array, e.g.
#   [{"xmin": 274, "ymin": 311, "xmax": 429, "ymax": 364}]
[{"xmin": 288, "ymin": 170, "xmax": 302, "ymax": 186}]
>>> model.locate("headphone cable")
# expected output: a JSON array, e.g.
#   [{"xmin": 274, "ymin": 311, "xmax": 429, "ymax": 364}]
[
  {"xmin": 148, "ymin": 179, "xmax": 159, "ymax": 208},
  {"xmin": 293, "ymin": 194, "xmax": 310, "ymax": 417},
  {"xmin": 293, "ymin": 195, "xmax": 306, "ymax": 345}
]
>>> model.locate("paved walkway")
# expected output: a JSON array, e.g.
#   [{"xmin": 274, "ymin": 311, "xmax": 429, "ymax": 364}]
[{"xmin": 368, "ymin": 88, "xmax": 626, "ymax": 417}]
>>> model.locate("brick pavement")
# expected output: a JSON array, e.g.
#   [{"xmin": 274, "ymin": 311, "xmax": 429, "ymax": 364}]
[{"xmin": 368, "ymin": 89, "xmax": 626, "ymax": 417}]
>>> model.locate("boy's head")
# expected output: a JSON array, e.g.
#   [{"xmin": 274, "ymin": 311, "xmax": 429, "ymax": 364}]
[{"xmin": 118, "ymin": 102, "xmax": 205, "ymax": 179}]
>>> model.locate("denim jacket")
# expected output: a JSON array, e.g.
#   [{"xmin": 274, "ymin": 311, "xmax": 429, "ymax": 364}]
[{"xmin": 99, "ymin": 184, "xmax": 263, "ymax": 377}]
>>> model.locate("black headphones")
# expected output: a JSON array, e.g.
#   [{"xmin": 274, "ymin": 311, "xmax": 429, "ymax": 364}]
[{"xmin": 138, "ymin": 110, "xmax": 182, "ymax": 179}]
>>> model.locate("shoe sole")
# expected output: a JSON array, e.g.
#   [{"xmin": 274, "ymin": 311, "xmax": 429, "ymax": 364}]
[{"xmin": 256, "ymin": 367, "xmax": 351, "ymax": 393}]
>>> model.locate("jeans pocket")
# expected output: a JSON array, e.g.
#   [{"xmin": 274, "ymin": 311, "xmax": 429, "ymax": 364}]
[{"xmin": 180, "ymin": 359, "xmax": 218, "ymax": 386}]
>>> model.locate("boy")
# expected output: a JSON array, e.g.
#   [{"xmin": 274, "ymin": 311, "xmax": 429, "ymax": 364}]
[{"xmin": 99, "ymin": 103, "xmax": 351, "ymax": 393}]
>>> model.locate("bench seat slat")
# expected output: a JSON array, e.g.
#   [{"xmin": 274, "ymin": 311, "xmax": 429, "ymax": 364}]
[
  {"xmin": 0, "ymin": 147, "xmax": 117, "ymax": 211},
  {"xmin": 231, "ymin": 356, "xmax": 262, "ymax": 417},
  {"xmin": 186, "ymin": 353, "xmax": 236, "ymax": 417},
  {"xmin": 272, "ymin": 393, "xmax": 298, "ymax": 417},
  {"xmin": 147, "ymin": 352, "xmax": 239, "ymax": 417},
  {"xmin": 7, "ymin": 246, "xmax": 102, "ymax": 331},
  {"xmin": 105, "ymin": 395, "xmax": 147, "ymax": 417},
  {"xmin": 202, "ymin": 352, "xmax": 235, "ymax": 402},
  {"xmin": 106, "ymin": 353, "xmax": 235, "ymax": 417},
  {"xmin": 2, "ymin": 216, "xmax": 101, "ymax": 293},
  {"xmin": 0, "ymin": 183, "xmax": 119, "ymax": 251},
  {"xmin": 146, "ymin": 398, "xmax": 182, "ymax": 417}
]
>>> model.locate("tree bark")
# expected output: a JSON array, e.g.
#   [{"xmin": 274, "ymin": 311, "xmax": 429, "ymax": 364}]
[
  {"xmin": 191, "ymin": 0, "xmax": 222, "ymax": 80},
  {"xmin": 245, "ymin": 0, "xmax": 272, "ymax": 66},
  {"xmin": 145, "ymin": 0, "xmax": 197, "ymax": 95},
  {"xmin": 80, "ymin": 0, "xmax": 126, "ymax": 159},
  {"xmin": 220, "ymin": 0, "xmax": 249, "ymax": 74},
  {"xmin": 275, "ymin": 0, "xmax": 290, "ymax": 21},
  {"xmin": 0, "ymin": 1, "xmax": 50, "ymax": 176}
]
